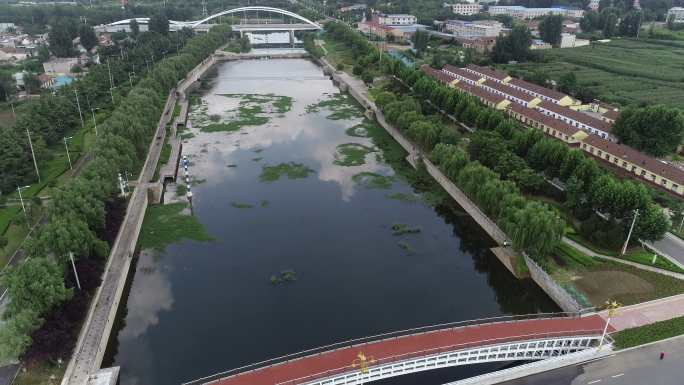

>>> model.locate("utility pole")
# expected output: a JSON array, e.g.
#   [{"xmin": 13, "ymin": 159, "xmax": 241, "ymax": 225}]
[
  {"xmin": 25, "ymin": 128, "xmax": 41, "ymax": 182},
  {"xmin": 69, "ymin": 252, "xmax": 82, "ymax": 290},
  {"xmin": 74, "ymin": 89, "xmax": 84, "ymax": 128},
  {"xmin": 64, "ymin": 136, "xmax": 73, "ymax": 170},
  {"xmin": 16, "ymin": 185, "xmax": 30, "ymax": 227},
  {"xmin": 107, "ymin": 60, "xmax": 115, "ymax": 104},
  {"xmin": 621, "ymin": 209, "xmax": 639, "ymax": 256},
  {"xmin": 90, "ymin": 107, "xmax": 98, "ymax": 136}
]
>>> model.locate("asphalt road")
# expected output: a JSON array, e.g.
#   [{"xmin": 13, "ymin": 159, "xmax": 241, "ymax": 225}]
[
  {"xmin": 498, "ymin": 336, "xmax": 684, "ymax": 385},
  {"xmin": 651, "ymin": 233, "xmax": 684, "ymax": 268}
]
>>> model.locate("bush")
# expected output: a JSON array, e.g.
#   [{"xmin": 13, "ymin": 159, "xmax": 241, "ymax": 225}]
[
  {"xmin": 336, "ymin": 63, "xmax": 345, "ymax": 71},
  {"xmin": 0, "ymin": 235, "xmax": 7, "ymax": 249}
]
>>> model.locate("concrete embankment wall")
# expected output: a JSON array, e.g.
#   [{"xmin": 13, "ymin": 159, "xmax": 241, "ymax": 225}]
[
  {"xmin": 61, "ymin": 56, "xmax": 218, "ymax": 385},
  {"xmin": 317, "ymin": 57, "xmax": 582, "ymax": 313}
]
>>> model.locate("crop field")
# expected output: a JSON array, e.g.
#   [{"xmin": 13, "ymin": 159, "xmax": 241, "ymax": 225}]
[{"xmin": 501, "ymin": 39, "xmax": 684, "ymax": 108}]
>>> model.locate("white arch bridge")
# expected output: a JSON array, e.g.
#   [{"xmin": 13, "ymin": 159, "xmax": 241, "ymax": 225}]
[{"xmin": 96, "ymin": 7, "xmax": 322, "ymax": 34}]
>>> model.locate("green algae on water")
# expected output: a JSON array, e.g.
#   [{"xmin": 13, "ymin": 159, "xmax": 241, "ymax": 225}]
[{"xmin": 259, "ymin": 162, "xmax": 315, "ymax": 182}]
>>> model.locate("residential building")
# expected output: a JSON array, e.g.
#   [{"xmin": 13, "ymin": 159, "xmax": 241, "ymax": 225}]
[
  {"xmin": 0, "ymin": 23, "xmax": 16, "ymax": 33},
  {"xmin": 445, "ymin": 19, "xmax": 502, "ymax": 37},
  {"xmin": 588, "ymin": 0, "xmax": 600, "ymax": 11},
  {"xmin": 457, "ymin": 36, "xmax": 497, "ymax": 53},
  {"xmin": 559, "ymin": 32, "xmax": 576, "ymax": 48},
  {"xmin": 377, "ymin": 14, "xmax": 417, "ymax": 26},
  {"xmin": 488, "ymin": 6, "xmax": 583, "ymax": 19},
  {"xmin": 667, "ymin": 7, "xmax": 684, "ymax": 23},
  {"xmin": 37, "ymin": 73, "xmax": 54, "ymax": 89},
  {"xmin": 530, "ymin": 39, "xmax": 552, "ymax": 49},
  {"xmin": 581, "ymin": 135, "xmax": 684, "ymax": 196},
  {"xmin": 421, "ymin": 64, "xmax": 684, "ymax": 198},
  {"xmin": 536, "ymin": 100, "xmax": 613, "ymax": 140},
  {"xmin": 448, "ymin": 3, "xmax": 482, "ymax": 15}
]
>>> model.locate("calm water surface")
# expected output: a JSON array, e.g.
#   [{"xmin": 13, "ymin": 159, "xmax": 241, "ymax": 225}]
[{"xmin": 106, "ymin": 58, "xmax": 557, "ymax": 385}]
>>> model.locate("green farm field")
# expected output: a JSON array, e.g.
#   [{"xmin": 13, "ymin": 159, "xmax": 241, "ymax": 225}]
[{"xmin": 501, "ymin": 39, "xmax": 684, "ymax": 108}]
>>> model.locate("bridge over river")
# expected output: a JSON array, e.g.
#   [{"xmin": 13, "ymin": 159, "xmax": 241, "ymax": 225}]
[{"xmin": 183, "ymin": 314, "xmax": 609, "ymax": 385}]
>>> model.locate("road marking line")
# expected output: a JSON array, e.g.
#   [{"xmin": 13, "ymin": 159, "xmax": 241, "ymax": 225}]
[
  {"xmin": 588, "ymin": 380, "xmax": 602, "ymax": 384},
  {"xmin": 612, "ymin": 374, "xmax": 625, "ymax": 378}
]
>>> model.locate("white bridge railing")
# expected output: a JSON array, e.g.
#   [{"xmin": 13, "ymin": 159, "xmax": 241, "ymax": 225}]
[
  {"xmin": 283, "ymin": 333, "xmax": 604, "ymax": 385},
  {"xmin": 181, "ymin": 312, "xmax": 597, "ymax": 385}
]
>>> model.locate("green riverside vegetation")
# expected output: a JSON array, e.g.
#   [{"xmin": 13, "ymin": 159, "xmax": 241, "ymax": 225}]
[
  {"xmin": 612, "ymin": 316, "xmax": 684, "ymax": 349},
  {"xmin": 0, "ymin": 25, "xmax": 231, "ymax": 362},
  {"xmin": 138, "ymin": 203, "xmax": 212, "ymax": 250}
]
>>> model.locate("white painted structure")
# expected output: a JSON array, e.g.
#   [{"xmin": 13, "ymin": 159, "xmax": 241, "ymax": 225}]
[
  {"xmin": 488, "ymin": 6, "xmax": 584, "ymax": 19},
  {"xmin": 377, "ymin": 13, "xmax": 417, "ymax": 25},
  {"xmin": 668, "ymin": 7, "xmax": 684, "ymax": 23},
  {"xmin": 445, "ymin": 19, "xmax": 502, "ymax": 37},
  {"xmin": 288, "ymin": 335, "xmax": 602, "ymax": 385},
  {"xmin": 560, "ymin": 32, "xmax": 576, "ymax": 48},
  {"xmin": 448, "ymin": 3, "xmax": 483, "ymax": 15}
]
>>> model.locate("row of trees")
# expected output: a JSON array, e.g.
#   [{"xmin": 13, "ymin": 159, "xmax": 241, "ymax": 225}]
[
  {"xmin": 0, "ymin": 25, "xmax": 232, "ymax": 362},
  {"xmin": 323, "ymin": 21, "xmax": 669, "ymax": 255},
  {"xmin": 373, "ymin": 85, "xmax": 564, "ymax": 262},
  {"xmin": 580, "ymin": 8, "xmax": 643, "ymax": 38},
  {"xmin": 406, "ymin": 64, "xmax": 669, "ymax": 243},
  {"xmin": 1, "ymin": 29, "xmax": 192, "ymax": 194}
]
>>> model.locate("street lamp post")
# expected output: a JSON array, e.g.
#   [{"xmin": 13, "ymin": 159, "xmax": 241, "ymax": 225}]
[
  {"xmin": 16, "ymin": 185, "xmax": 30, "ymax": 227},
  {"xmin": 90, "ymin": 107, "xmax": 99, "ymax": 136},
  {"xmin": 69, "ymin": 251, "xmax": 82, "ymax": 290},
  {"xmin": 64, "ymin": 136, "xmax": 74, "ymax": 170},
  {"xmin": 25, "ymin": 128, "xmax": 41, "ymax": 182},
  {"xmin": 599, "ymin": 300, "xmax": 621, "ymax": 348},
  {"xmin": 621, "ymin": 209, "xmax": 639, "ymax": 256},
  {"xmin": 74, "ymin": 89, "xmax": 84, "ymax": 128}
]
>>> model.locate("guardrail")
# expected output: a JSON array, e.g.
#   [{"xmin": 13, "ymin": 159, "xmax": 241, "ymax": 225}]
[
  {"xmin": 272, "ymin": 329, "xmax": 605, "ymax": 385},
  {"xmin": 181, "ymin": 312, "xmax": 586, "ymax": 385}
]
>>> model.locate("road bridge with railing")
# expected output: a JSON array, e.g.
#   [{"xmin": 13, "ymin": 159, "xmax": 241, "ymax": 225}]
[
  {"xmin": 182, "ymin": 313, "xmax": 610, "ymax": 385},
  {"xmin": 97, "ymin": 7, "xmax": 322, "ymax": 34}
]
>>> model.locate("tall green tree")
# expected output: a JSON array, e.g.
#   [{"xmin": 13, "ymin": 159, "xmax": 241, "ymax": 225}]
[
  {"xmin": 48, "ymin": 18, "xmax": 77, "ymax": 57},
  {"xmin": 539, "ymin": 14, "xmax": 564, "ymax": 46},
  {"xmin": 149, "ymin": 11, "xmax": 169, "ymax": 35},
  {"xmin": 130, "ymin": 18, "xmax": 140, "ymax": 36},
  {"xmin": 492, "ymin": 25, "xmax": 532, "ymax": 63},
  {"xmin": 78, "ymin": 23, "xmax": 98, "ymax": 51},
  {"xmin": 612, "ymin": 105, "xmax": 684, "ymax": 156}
]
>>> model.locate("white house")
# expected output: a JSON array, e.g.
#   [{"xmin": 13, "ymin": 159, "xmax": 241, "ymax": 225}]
[
  {"xmin": 445, "ymin": 19, "xmax": 502, "ymax": 37},
  {"xmin": 377, "ymin": 14, "xmax": 417, "ymax": 25},
  {"xmin": 448, "ymin": 3, "xmax": 482, "ymax": 15},
  {"xmin": 667, "ymin": 7, "xmax": 684, "ymax": 23}
]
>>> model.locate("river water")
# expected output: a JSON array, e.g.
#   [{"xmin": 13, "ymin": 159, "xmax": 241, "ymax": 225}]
[{"xmin": 106, "ymin": 57, "xmax": 557, "ymax": 385}]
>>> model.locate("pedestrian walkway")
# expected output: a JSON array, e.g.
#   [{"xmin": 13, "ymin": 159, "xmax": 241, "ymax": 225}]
[
  {"xmin": 187, "ymin": 315, "xmax": 607, "ymax": 385},
  {"xmin": 563, "ymin": 237, "xmax": 684, "ymax": 281},
  {"xmin": 601, "ymin": 293, "xmax": 684, "ymax": 331}
]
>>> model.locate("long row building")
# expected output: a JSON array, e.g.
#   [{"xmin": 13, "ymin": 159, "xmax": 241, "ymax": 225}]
[{"xmin": 420, "ymin": 64, "xmax": 684, "ymax": 198}]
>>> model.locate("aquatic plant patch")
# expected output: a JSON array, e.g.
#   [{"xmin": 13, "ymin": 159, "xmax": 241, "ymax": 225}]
[
  {"xmin": 306, "ymin": 93, "xmax": 364, "ymax": 120},
  {"xmin": 352, "ymin": 172, "xmax": 394, "ymax": 189},
  {"xmin": 259, "ymin": 162, "xmax": 315, "ymax": 182},
  {"xmin": 188, "ymin": 93, "xmax": 293, "ymax": 132},
  {"xmin": 334, "ymin": 143, "xmax": 375, "ymax": 167}
]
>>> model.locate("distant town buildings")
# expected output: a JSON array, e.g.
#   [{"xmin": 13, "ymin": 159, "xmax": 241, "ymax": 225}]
[
  {"xmin": 667, "ymin": 7, "xmax": 684, "ymax": 23},
  {"xmin": 448, "ymin": 3, "xmax": 483, "ymax": 15},
  {"xmin": 339, "ymin": 4, "xmax": 367, "ymax": 12},
  {"xmin": 0, "ymin": 23, "xmax": 16, "ymax": 33},
  {"xmin": 377, "ymin": 13, "xmax": 417, "ymax": 26},
  {"xmin": 358, "ymin": 13, "xmax": 424, "ymax": 42},
  {"xmin": 488, "ymin": 6, "xmax": 584, "ymax": 19},
  {"xmin": 445, "ymin": 19, "xmax": 502, "ymax": 37},
  {"xmin": 588, "ymin": 0, "xmax": 600, "ymax": 11}
]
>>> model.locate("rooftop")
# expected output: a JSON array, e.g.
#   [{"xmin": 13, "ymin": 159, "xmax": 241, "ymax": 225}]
[
  {"xmin": 483, "ymin": 79, "xmax": 539, "ymax": 103},
  {"xmin": 507, "ymin": 102, "xmax": 582, "ymax": 137},
  {"xmin": 465, "ymin": 64, "xmax": 508, "ymax": 81},
  {"xmin": 443, "ymin": 64, "xmax": 483, "ymax": 83},
  {"xmin": 538, "ymin": 100, "xmax": 613, "ymax": 133},
  {"xmin": 583, "ymin": 135, "xmax": 684, "ymax": 185},
  {"xmin": 508, "ymin": 77, "xmax": 570, "ymax": 102}
]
